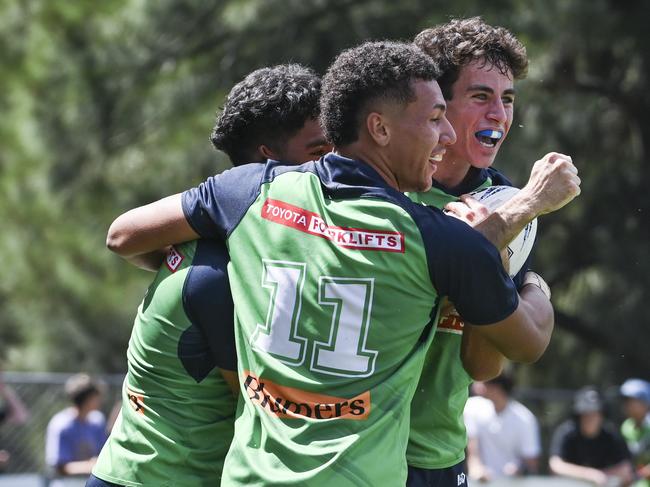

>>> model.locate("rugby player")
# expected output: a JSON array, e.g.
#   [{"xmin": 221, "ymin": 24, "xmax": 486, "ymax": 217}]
[
  {"xmin": 88, "ymin": 64, "xmax": 329, "ymax": 487},
  {"xmin": 405, "ymin": 18, "xmax": 556, "ymax": 486},
  {"xmin": 106, "ymin": 41, "xmax": 579, "ymax": 485}
]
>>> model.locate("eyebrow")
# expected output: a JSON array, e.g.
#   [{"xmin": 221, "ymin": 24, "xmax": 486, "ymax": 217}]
[
  {"xmin": 466, "ymin": 84, "xmax": 516, "ymax": 96},
  {"xmin": 306, "ymin": 137, "xmax": 329, "ymax": 148},
  {"xmin": 433, "ymin": 103, "xmax": 447, "ymax": 113}
]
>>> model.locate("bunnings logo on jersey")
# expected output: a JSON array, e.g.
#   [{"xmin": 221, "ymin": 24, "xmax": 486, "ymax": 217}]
[
  {"xmin": 262, "ymin": 198, "xmax": 404, "ymax": 252},
  {"xmin": 244, "ymin": 372, "xmax": 370, "ymax": 420}
]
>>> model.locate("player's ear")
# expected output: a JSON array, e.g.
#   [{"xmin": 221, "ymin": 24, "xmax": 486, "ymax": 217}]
[
  {"xmin": 258, "ymin": 145, "xmax": 276, "ymax": 161},
  {"xmin": 366, "ymin": 112, "xmax": 391, "ymax": 147}
]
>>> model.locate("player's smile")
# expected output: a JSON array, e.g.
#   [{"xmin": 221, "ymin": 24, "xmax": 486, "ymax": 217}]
[
  {"xmin": 475, "ymin": 129, "xmax": 504, "ymax": 148},
  {"xmin": 429, "ymin": 150, "xmax": 445, "ymax": 169}
]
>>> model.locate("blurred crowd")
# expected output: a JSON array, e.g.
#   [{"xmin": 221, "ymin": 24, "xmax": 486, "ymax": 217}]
[
  {"xmin": 465, "ymin": 373, "xmax": 650, "ymax": 487},
  {"xmin": 2, "ymin": 369, "xmax": 650, "ymax": 486},
  {"xmin": 0, "ymin": 371, "xmax": 29, "ymax": 473}
]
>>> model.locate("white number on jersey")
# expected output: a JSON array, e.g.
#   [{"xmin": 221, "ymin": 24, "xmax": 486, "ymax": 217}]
[
  {"xmin": 251, "ymin": 260, "xmax": 307, "ymax": 364},
  {"xmin": 251, "ymin": 260, "xmax": 378, "ymax": 377}
]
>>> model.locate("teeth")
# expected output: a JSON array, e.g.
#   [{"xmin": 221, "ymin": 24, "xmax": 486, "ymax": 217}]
[
  {"xmin": 430, "ymin": 154, "xmax": 443, "ymax": 162},
  {"xmin": 475, "ymin": 130, "xmax": 503, "ymax": 148},
  {"xmin": 478, "ymin": 138, "xmax": 496, "ymax": 148}
]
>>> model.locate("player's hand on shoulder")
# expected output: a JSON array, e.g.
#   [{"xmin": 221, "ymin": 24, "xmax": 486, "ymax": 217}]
[
  {"xmin": 521, "ymin": 152, "xmax": 581, "ymax": 215},
  {"xmin": 443, "ymin": 194, "xmax": 491, "ymax": 226}
]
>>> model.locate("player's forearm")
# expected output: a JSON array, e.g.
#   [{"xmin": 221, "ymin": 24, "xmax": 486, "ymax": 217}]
[
  {"xmin": 473, "ymin": 191, "xmax": 539, "ymax": 250},
  {"xmin": 470, "ymin": 299, "xmax": 552, "ymax": 364},
  {"xmin": 475, "ymin": 152, "xmax": 580, "ymax": 249},
  {"xmin": 517, "ymin": 281, "xmax": 554, "ymax": 350},
  {"xmin": 461, "ymin": 325, "xmax": 505, "ymax": 381},
  {"xmin": 469, "ymin": 271, "xmax": 553, "ymax": 364},
  {"xmin": 106, "ymin": 194, "xmax": 198, "ymax": 258},
  {"xmin": 124, "ymin": 248, "xmax": 169, "ymax": 272}
]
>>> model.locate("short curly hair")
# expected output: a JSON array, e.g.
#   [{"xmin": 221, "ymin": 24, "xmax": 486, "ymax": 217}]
[
  {"xmin": 320, "ymin": 41, "xmax": 441, "ymax": 147},
  {"xmin": 414, "ymin": 17, "xmax": 528, "ymax": 100},
  {"xmin": 210, "ymin": 64, "xmax": 321, "ymax": 165}
]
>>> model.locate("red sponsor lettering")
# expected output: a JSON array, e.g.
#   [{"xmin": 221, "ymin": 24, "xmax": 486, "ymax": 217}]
[
  {"xmin": 165, "ymin": 246, "xmax": 184, "ymax": 272},
  {"xmin": 261, "ymin": 198, "xmax": 404, "ymax": 252},
  {"xmin": 243, "ymin": 371, "xmax": 370, "ymax": 420},
  {"xmin": 438, "ymin": 311, "xmax": 464, "ymax": 335}
]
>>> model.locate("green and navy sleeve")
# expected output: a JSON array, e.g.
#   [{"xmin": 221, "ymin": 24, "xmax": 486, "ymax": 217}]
[
  {"xmin": 407, "ymin": 203, "xmax": 519, "ymax": 325},
  {"xmin": 183, "ymin": 239, "xmax": 237, "ymax": 371},
  {"xmin": 182, "ymin": 163, "xmax": 267, "ymax": 239}
]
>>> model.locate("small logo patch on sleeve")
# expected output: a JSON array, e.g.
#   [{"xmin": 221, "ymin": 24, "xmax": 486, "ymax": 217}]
[{"xmin": 165, "ymin": 246, "xmax": 184, "ymax": 272}]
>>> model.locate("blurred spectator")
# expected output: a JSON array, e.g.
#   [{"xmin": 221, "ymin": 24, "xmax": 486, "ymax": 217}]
[
  {"xmin": 549, "ymin": 386, "xmax": 634, "ymax": 486},
  {"xmin": 464, "ymin": 372, "xmax": 541, "ymax": 482},
  {"xmin": 620, "ymin": 379, "xmax": 650, "ymax": 486},
  {"xmin": 45, "ymin": 374, "xmax": 107, "ymax": 480},
  {"xmin": 0, "ymin": 370, "xmax": 29, "ymax": 472}
]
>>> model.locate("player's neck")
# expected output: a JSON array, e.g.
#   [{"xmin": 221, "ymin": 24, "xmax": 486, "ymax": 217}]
[
  {"xmin": 336, "ymin": 145, "xmax": 399, "ymax": 191},
  {"xmin": 434, "ymin": 156, "xmax": 472, "ymax": 189}
]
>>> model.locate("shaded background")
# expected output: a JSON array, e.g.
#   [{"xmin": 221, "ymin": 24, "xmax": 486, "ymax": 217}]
[{"xmin": 0, "ymin": 0, "xmax": 648, "ymax": 468}]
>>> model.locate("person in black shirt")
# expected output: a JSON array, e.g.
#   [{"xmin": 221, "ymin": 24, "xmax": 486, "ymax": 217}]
[{"xmin": 550, "ymin": 386, "xmax": 634, "ymax": 486}]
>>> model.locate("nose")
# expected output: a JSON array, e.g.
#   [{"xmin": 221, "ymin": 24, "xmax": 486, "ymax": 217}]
[
  {"xmin": 440, "ymin": 116, "xmax": 457, "ymax": 146},
  {"xmin": 487, "ymin": 98, "xmax": 508, "ymax": 124}
]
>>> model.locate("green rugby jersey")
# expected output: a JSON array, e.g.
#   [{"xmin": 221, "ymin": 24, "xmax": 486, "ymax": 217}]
[
  {"xmin": 93, "ymin": 240, "xmax": 237, "ymax": 487},
  {"xmin": 406, "ymin": 167, "xmax": 530, "ymax": 470},
  {"xmin": 182, "ymin": 154, "xmax": 519, "ymax": 486}
]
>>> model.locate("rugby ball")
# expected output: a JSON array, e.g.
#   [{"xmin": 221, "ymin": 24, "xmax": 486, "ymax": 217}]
[{"xmin": 470, "ymin": 185, "xmax": 537, "ymax": 278}]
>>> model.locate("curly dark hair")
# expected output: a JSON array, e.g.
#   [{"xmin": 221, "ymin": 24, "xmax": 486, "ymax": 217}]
[
  {"xmin": 414, "ymin": 17, "xmax": 528, "ymax": 100},
  {"xmin": 320, "ymin": 41, "xmax": 441, "ymax": 147},
  {"xmin": 210, "ymin": 64, "xmax": 321, "ymax": 165}
]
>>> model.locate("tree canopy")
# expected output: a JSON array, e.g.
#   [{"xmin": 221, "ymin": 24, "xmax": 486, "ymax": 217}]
[{"xmin": 1, "ymin": 0, "xmax": 648, "ymax": 390}]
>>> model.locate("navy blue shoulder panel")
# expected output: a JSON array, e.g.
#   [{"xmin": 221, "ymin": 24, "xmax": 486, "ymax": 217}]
[
  {"xmin": 182, "ymin": 239, "xmax": 237, "ymax": 372},
  {"xmin": 404, "ymin": 202, "xmax": 519, "ymax": 325},
  {"xmin": 486, "ymin": 167, "xmax": 514, "ymax": 187},
  {"xmin": 182, "ymin": 163, "xmax": 266, "ymax": 240},
  {"xmin": 182, "ymin": 154, "xmax": 518, "ymax": 327},
  {"xmin": 181, "ymin": 160, "xmax": 322, "ymax": 240},
  {"xmin": 428, "ymin": 167, "xmax": 511, "ymax": 197}
]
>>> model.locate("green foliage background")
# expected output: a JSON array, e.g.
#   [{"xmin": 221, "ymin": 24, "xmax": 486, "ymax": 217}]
[{"xmin": 1, "ymin": 0, "xmax": 648, "ymax": 391}]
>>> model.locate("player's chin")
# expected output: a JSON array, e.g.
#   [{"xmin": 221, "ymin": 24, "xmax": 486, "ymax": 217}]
[
  {"xmin": 416, "ymin": 173, "xmax": 434, "ymax": 192},
  {"xmin": 469, "ymin": 154, "xmax": 496, "ymax": 169}
]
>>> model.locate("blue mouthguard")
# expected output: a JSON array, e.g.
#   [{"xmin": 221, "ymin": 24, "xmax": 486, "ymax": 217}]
[{"xmin": 476, "ymin": 129, "xmax": 502, "ymax": 139}]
